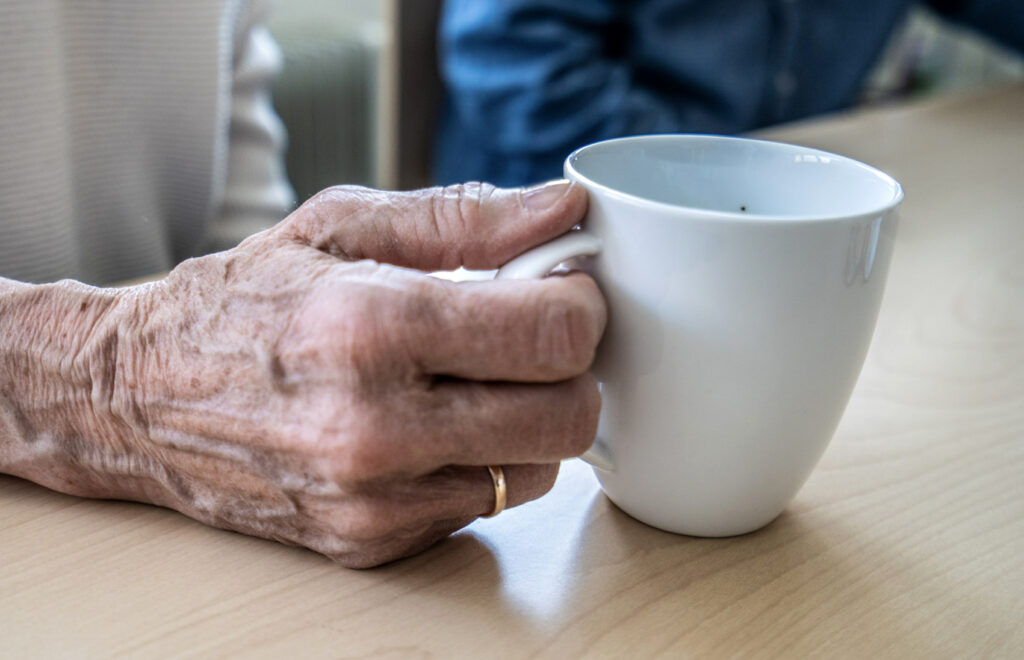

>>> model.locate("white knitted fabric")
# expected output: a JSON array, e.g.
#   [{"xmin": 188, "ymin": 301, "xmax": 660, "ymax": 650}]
[{"xmin": 0, "ymin": 0, "xmax": 294, "ymax": 285}]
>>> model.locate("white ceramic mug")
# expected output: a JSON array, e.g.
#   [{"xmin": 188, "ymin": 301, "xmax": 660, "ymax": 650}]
[{"xmin": 498, "ymin": 134, "xmax": 903, "ymax": 536}]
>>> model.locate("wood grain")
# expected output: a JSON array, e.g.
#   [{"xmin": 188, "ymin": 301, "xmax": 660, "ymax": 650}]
[{"xmin": 2, "ymin": 85, "xmax": 1023, "ymax": 659}]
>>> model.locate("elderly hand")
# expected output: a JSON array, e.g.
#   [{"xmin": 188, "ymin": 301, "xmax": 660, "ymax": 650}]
[{"xmin": 0, "ymin": 181, "xmax": 604, "ymax": 568}]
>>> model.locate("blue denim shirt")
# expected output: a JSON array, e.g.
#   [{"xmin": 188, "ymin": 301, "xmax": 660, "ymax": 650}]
[{"xmin": 436, "ymin": 0, "xmax": 1023, "ymax": 186}]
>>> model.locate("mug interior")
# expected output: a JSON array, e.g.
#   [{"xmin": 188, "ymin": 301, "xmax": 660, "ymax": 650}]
[{"xmin": 566, "ymin": 135, "xmax": 902, "ymax": 219}]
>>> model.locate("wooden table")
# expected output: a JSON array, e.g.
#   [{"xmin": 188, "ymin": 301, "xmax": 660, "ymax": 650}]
[{"xmin": 3, "ymin": 85, "xmax": 1023, "ymax": 658}]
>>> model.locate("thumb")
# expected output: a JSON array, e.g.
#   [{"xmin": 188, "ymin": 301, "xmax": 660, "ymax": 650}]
[{"xmin": 277, "ymin": 180, "xmax": 587, "ymax": 271}]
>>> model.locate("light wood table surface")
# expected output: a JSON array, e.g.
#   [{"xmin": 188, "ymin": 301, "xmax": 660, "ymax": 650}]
[{"xmin": 3, "ymin": 85, "xmax": 1023, "ymax": 658}]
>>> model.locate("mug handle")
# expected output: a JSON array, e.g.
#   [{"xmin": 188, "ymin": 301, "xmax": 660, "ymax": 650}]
[{"xmin": 495, "ymin": 231, "xmax": 615, "ymax": 472}]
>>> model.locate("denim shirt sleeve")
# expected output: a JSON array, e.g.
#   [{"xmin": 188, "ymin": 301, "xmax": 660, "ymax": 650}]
[{"xmin": 438, "ymin": 0, "xmax": 692, "ymax": 185}]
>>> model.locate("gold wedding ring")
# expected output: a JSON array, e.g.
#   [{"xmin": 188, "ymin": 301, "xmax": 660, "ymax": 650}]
[{"xmin": 482, "ymin": 465, "xmax": 507, "ymax": 518}]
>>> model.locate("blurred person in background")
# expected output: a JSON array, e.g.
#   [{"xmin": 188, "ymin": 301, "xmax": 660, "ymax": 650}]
[
  {"xmin": 1, "ymin": 1, "xmax": 605, "ymax": 567},
  {"xmin": 436, "ymin": 0, "xmax": 1024, "ymax": 186}
]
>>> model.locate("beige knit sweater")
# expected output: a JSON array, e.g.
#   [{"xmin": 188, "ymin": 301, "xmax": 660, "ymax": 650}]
[{"xmin": 0, "ymin": 0, "xmax": 294, "ymax": 285}]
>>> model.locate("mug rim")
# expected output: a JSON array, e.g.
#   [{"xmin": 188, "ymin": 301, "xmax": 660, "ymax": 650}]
[{"xmin": 563, "ymin": 133, "xmax": 905, "ymax": 223}]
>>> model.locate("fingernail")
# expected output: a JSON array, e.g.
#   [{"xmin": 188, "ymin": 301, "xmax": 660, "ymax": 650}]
[{"xmin": 522, "ymin": 179, "xmax": 572, "ymax": 211}]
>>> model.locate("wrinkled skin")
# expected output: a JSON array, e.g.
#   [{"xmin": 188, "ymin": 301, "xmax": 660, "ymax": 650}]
[{"xmin": 0, "ymin": 181, "xmax": 605, "ymax": 568}]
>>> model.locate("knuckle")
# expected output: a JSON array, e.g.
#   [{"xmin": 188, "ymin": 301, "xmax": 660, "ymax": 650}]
[
  {"xmin": 283, "ymin": 185, "xmax": 354, "ymax": 230},
  {"xmin": 448, "ymin": 181, "xmax": 492, "ymax": 229},
  {"xmin": 428, "ymin": 182, "xmax": 495, "ymax": 267}
]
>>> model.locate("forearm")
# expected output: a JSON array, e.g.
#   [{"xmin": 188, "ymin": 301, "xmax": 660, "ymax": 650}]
[{"xmin": 0, "ymin": 277, "xmax": 142, "ymax": 497}]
